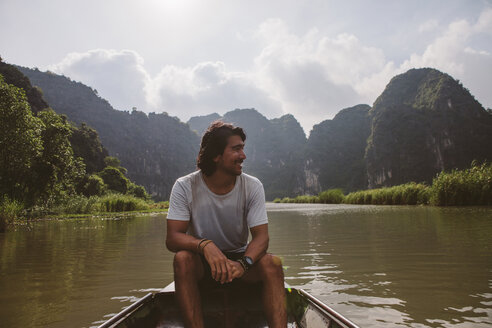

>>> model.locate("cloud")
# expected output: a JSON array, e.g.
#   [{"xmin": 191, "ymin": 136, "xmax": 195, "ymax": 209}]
[
  {"xmin": 48, "ymin": 8, "xmax": 492, "ymax": 135},
  {"xmin": 354, "ymin": 8, "xmax": 492, "ymax": 112},
  {"xmin": 50, "ymin": 50, "xmax": 282, "ymax": 121},
  {"xmin": 49, "ymin": 49, "xmax": 150, "ymax": 111},
  {"xmin": 419, "ymin": 20, "xmax": 439, "ymax": 33},
  {"xmin": 253, "ymin": 19, "xmax": 385, "ymax": 131},
  {"xmin": 148, "ymin": 61, "xmax": 283, "ymax": 119},
  {"xmin": 399, "ymin": 8, "xmax": 492, "ymax": 107}
]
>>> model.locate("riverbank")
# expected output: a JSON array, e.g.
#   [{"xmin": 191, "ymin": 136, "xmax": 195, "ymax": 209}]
[
  {"xmin": 0, "ymin": 193, "xmax": 169, "ymax": 231},
  {"xmin": 19, "ymin": 208, "xmax": 168, "ymax": 222},
  {"xmin": 274, "ymin": 162, "xmax": 492, "ymax": 206}
]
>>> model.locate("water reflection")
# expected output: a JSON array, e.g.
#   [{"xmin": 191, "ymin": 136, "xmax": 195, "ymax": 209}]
[
  {"xmin": 267, "ymin": 204, "xmax": 492, "ymax": 328},
  {"xmin": 0, "ymin": 206, "xmax": 491, "ymax": 328},
  {"xmin": 0, "ymin": 215, "xmax": 174, "ymax": 328}
]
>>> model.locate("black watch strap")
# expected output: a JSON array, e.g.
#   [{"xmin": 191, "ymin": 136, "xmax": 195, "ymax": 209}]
[{"xmin": 237, "ymin": 258, "xmax": 248, "ymax": 272}]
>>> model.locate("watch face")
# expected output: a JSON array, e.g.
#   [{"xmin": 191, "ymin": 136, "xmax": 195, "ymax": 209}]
[{"xmin": 244, "ymin": 256, "xmax": 253, "ymax": 266}]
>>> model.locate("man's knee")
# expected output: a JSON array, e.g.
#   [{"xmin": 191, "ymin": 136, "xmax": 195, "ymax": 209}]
[
  {"xmin": 173, "ymin": 250, "xmax": 197, "ymax": 277},
  {"xmin": 256, "ymin": 254, "xmax": 284, "ymax": 279}
]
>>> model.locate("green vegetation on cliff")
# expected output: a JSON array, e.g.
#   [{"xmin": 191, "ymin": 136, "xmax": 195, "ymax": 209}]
[
  {"xmin": 366, "ymin": 68, "xmax": 492, "ymax": 188},
  {"xmin": 305, "ymin": 104, "xmax": 371, "ymax": 193},
  {"xmin": 0, "ymin": 75, "xmax": 84, "ymax": 208},
  {"xmin": 9, "ymin": 62, "xmax": 492, "ymax": 204},
  {"xmin": 0, "ymin": 62, "xmax": 157, "ymax": 231},
  {"xmin": 18, "ymin": 66, "xmax": 199, "ymax": 200},
  {"xmin": 0, "ymin": 61, "xmax": 48, "ymax": 113}
]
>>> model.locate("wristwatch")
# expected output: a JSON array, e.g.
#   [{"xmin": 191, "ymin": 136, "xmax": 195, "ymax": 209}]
[{"xmin": 237, "ymin": 256, "xmax": 254, "ymax": 272}]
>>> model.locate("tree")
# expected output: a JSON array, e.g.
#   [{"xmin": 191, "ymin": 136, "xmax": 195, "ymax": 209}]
[
  {"xmin": 128, "ymin": 182, "xmax": 150, "ymax": 200},
  {"xmin": 70, "ymin": 123, "xmax": 108, "ymax": 174},
  {"xmin": 99, "ymin": 167, "xmax": 129, "ymax": 194},
  {"xmin": 80, "ymin": 174, "xmax": 106, "ymax": 196},
  {"xmin": 104, "ymin": 156, "xmax": 127, "ymax": 175},
  {"xmin": 30, "ymin": 109, "xmax": 85, "ymax": 206},
  {"xmin": 0, "ymin": 75, "xmax": 43, "ymax": 202},
  {"xmin": 0, "ymin": 75, "xmax": 86, "ymax": 206}
]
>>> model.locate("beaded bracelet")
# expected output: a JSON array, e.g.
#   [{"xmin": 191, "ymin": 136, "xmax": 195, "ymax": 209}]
[
  {"xmin": 197, "ymin": 238, "xmax": 208, "ymax": 252},
  {"xmin": 200, "ymin": 240, "xmax": 213, "ymax": 253}
]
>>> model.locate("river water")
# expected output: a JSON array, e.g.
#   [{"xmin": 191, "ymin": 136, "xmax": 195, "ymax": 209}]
[{"xmin": 0, "ymin": 204, "xmax": 491, "ymax": 328}]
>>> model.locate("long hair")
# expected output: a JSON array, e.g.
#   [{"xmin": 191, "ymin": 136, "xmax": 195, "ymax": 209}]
[{"xmin": 197, "ymin": 121, "xmax": 246, "ymax": 176}]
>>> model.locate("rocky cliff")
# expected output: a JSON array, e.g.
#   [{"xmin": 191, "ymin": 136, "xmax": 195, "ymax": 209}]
[
  {"xmin": 305, "ymin": 104, "xmax": 371, "ymax": 193},
  {"xmin": 366, "ymin": 68, "xmax": 492, "ymax": 188}
]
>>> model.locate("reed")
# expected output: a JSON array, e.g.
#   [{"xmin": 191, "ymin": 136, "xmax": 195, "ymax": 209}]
[
  {"xmin": 97, "ymin": 194, "xmax": 150, "ymax": 212},
  {"xmin": 430, "ymin": 162, "xmax": 491, "ymax": 206},
  {"xmin": 149, "ymin": 201, "xmax": 169, "ymax": 210},
  {"xmin": 0, "ymin": 196, "xmax": 23, "ymax": 232},
  {"xmin": 318, "ymin": 189, "xmax": 345, "ymax": 204},
  {"xmin": 272, "ymin": 189, "xmax": 344, "ymax": 204},
  {"xmin": 52, "ymin": 195, "xmax": 100, "ymax": 214},
  {"xmin": 344, "ymin": 183, "xmax": 429, "ymax": 205}
]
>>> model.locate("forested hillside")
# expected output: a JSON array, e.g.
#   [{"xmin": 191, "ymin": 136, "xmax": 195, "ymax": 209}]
[
  {"xmin": 18, "ymin": 66, "xmax": 199, "ymax": 200},
  {"xmin": 366, "ymin": 68, "xmax": 492, "ymax": 188},
  {"xmin": 0, "ymin": 59, "xmax": 148, "ymax": 215},
  {"xmin": 14, "ymin": 64, "xmax": 492, "ymax": 201},
  {"xmin": 305, "ymin": 104, "xmax": 371, "ymax": 193}
]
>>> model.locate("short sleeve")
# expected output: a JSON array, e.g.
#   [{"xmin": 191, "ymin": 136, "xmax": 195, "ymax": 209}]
[
  {"xmin": 167, "ymin": 179, "xmax": 191, "ymax": 221},
  {"xmin": 246, "ymin": 180, "xmax": 268, "ymax": 228}
]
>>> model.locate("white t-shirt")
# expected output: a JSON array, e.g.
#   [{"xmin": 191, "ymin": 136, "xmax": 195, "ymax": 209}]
[{"xmin": 167, "ymin": 170, "xmax": 268, "ymax": 253}]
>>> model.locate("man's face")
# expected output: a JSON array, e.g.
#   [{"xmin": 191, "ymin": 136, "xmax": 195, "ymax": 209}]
[{"xmin": 214, "ymin": 135, "xmax": 246, "ymax": 176}]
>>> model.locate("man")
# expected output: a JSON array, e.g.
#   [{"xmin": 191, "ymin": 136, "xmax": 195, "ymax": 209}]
[{"xmin": 166, "ymin": 121, "xmax": 287, "ymax": 328}]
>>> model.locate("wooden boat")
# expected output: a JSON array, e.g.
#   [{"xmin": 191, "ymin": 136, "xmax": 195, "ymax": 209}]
[{"xmin": 98, "ymin": 281, "xmax": 360, "ymax": 328}]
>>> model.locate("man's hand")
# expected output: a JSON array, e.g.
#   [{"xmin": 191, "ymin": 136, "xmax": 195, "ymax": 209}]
[
  {"xmin": 227, "ymin": 259, "xmax": 245, "ymax": 281},
  {"xmin": 202, "ymin": 242, "xmax": 233, "ymax": 284}
]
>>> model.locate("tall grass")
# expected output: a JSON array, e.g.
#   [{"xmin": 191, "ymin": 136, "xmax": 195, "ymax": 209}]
[
  {"xmin": 273, "ymin": 163, "xmax": 491, "ymax": 207},
  {"xmin": 273, "ymin": 189, "xmax": 344, "ymax": 204},
  {"xmin": 344, "ymin": 183, "xmax": 430, "ymax": 205},
  {"xmin": 429, "ymin": 162, "xmax": 492, "ymax": 206},
  {"xmin": 318, "ymin": 189, "xmax": 345, "ymax": 204},
  {"xmin": 50, "ymin": 193, "xmax": 152, "ymax": 214},
  {"xmin": 96, "ymin": 194, "xmax": 150, "ymax": 212},
  {"xmin": 0, "ymin": 196, "xmax": 23, "ymax": 232},
  {"xmin": 273, "ymin": 195, "xmax": 318, "ymax": 203},
  {"xmin": 52, "ymin": 195, "xmax": 100, "ymax": 214}
]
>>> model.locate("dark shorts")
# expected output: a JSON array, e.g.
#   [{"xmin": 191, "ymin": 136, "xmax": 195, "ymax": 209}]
[{"xmin": 199, "ymin": 251, "xmax": 245, "ymax": 287}]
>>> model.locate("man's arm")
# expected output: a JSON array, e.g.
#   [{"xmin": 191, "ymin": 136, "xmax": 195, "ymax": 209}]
[
  {"xmin": 165, "ymin": 219, "xmax": 201, "ymax": 252},
  {"xmin": 228, "ymin": 223, "xmax": 269, "ymax": 280},
  {"xmin": 245, "ymin": 223, "xmax": 269, "ymax": 262},
  {"xmin": 166, "ymin": 219, "xmax": 233, "ymax": 284}
]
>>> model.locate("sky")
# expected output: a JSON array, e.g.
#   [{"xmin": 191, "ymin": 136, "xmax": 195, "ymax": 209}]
[{"xmin": 1, "ymin": 0, "xmax": 491, "ymax": 134}]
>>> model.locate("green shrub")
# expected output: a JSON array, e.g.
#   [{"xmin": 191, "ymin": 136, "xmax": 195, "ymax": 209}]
[
  {"xmin": 128, "ymin": 183, "xmax": 150, "ymax": 200},
  {"xmin": 344, "ymin": 183, "xmax": 430, "ymax": 205},
  {"xmin": 149, "ymin": 201, "xmax": 169, "ymax": 210},
  {"xmin": 98, "ymin": 167, "xmax": 129, "ymax": 194},
  {"xmin": 430, "ymin": 162, "xmax": 492, "ymax": 206},
  {"xmin": 294, "ymin": 195, "xmax": 318, "ymax": 203},
  {"xmin": 52, "ymin": 195, "xmax": 99, "ymax": 214},
  {"xmin": 318, "ymin": 189, "xmax": 345, "ymax": 204},
  {"xmin": 272, "ymin": 163, "xmax": 490, "ymax": 207},
  {"xmin": 0, "ymin": 196, "xmax": 23, "ymax": 231},
  {"xmin": 96, "ymin": 194, "xmax": 150, "ymax": 212},
  {"xmin": 81, "ymin": 174, "xmax": 106, "ymax": 196}
]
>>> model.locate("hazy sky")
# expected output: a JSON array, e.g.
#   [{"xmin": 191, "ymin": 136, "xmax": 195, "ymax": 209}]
[{"xmin": 1, "ymin": 0, "xmax": 491, "ymax": 133}]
